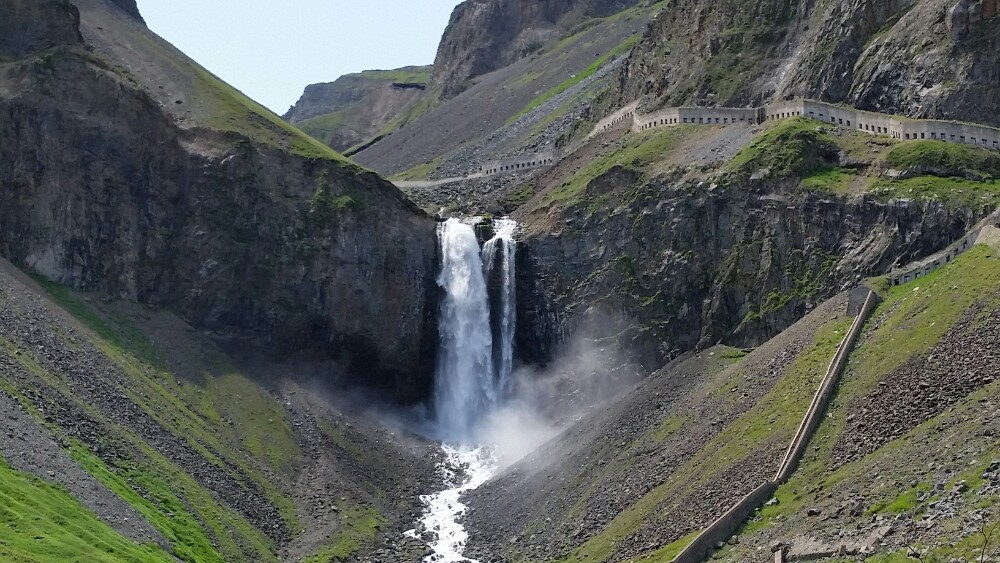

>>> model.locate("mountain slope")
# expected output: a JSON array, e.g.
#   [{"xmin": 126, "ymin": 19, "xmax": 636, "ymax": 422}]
[
  {"xmin": 468, "ymin": 243, "xmax": 1000, "ymax": 562},
  {"xmin": 503, "ymin": 117, "xmax": 998, "ymax": 372},
  {"xmin": 615, "ymin": 0, "xmax": 1000, "ymax": 125},
  {"xmin": 0, "ymin": 0, "xmax": 440, "ymax": 401},
  {"xmin": 0, "ymin": 258, "xmax": 437, "ymax": 562},
  {"xmin": 430, "ymin": 0, "xmax": 644, "ymax": 99},
  {"xmin": 352, "ymin": 2, "xmax": 656, "ymax": 176}
]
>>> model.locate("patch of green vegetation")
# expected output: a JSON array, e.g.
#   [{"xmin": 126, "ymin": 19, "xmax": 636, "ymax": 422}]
[
  {"xmin": 31, "ymin": 276, "xmax": 165, "ymax": 368},
  {"xmin": 24, "ymin": 278, "xmax": 304, "ymax": 558},
  {"xmin": 743, "ymin": 251, "xmax": 839, "ymax": 323},
  {"xmin": 558, "ymin": 315, "xmax": 852, "ymax": 563},
  {"xmin": 503, "ymin": 183, "xmax": 537, "ymax": 209},
  {"xmin": 866, "ymin": 483, "xmax": 932, "ymax": 516},
  {"xmin": 884, "ymin": 140, "xmax": 1000, "ymax": 178},
  {"xmin": 297, "ymin": 109, "xmax": 354, "ymax": 144},
  {"xmin": 868, "ymin": 176, "xmax": 1000, "ymax": 208},
  {"xmin": 800, "ymin": 166, "xmax": 858, "ymax": 193},
  {"xmin": 68, "ymin": 443, "xmax": 225, "ymax": 562},
  {"xmin": 309, "ymin": 171, "xmax": 361, "ymax": 225},
  {"xmin": 303, "ymin": 504, "xmax": 385, "ymax": 563},
  {"xmin": 3, "ymin": 337, "xmax": 281, "ymax": 563},
  {"xmin": 634, "ymin": 529, "xmax": 703, "ymax": 562},
  {"xmin": 0, "ymin": 456, "xmax": 173, "ymax": 563},
  {"xmin": 363, "ymin": 85, "xmax": 442, "ymax": 147},
  {"xmin": 393, "ymin": 156, "xmax": 445, "ymax": 181},
  {"xmin": 650, "ymin": 415, "xmax": 689, "ymax": 443},
  {"xmin": 850, "ymin": 244, "xmax": 1000, "ymax": 397},
  {"xmin": 510, "ymin": 71, "xmax": 543, "ymax": 88},
  {"xmin": 545, "ymin": 126, "xmax": 694, "ymax": 206},
  {"xmin": 729, "ymin": 117, "xmax": 839, "ymax": 178},
  {"xmin": 721, "ymin": 348, "xmax": 751, "ymax": 360},
  {"xmin": 188, "ymin": 65, "xmax": 355, "ymax": 163},
  {"xmin": 356, "ymin": 66, "xmax": 432, "ymax": 84},
  {"xmin": 736, "ymin": 246, "xmax": 1000, "ymax": 540},
  {"xmin": 317, "ymin": 419, "xmax": 365, "ymax": 461}
]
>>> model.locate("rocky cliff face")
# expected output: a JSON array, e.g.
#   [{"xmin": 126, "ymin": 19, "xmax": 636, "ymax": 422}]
[
  {"xmin": 518, "ymin": 180, "xmax": 979, "ymax": 373},
  {"xmin": 431, "ymin": 0, "xmax": 642, "ymax": 99},
  {"xmin": 616, "ymin": 0, "xmax": 1000, "ymax": 126},
  {"xmin": 108, "ymin": 0, "xmax": 143, "ymax": 22},
  {"xmin": 0, "ymin": 0, "xmax": 83, "ymax": 58},
  {"xmin": 0, "ymin": 0, "xmax": 440, "ymax": 402}
]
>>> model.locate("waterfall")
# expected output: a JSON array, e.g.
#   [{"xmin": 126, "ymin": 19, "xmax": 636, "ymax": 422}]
[
  {"xmin": 481, "ymin": 218, "xmax": 517, "ymax": 396},
  {"xmin": 435, "ymin": 219, "xmax": 497, "ymax": 438},
  {"xmin": 433, "ymin": 217, "xmax": 518, "ymax": 437},
  {"xmin": 415, "ymin": 217, "xmax": 519, "ymax": 561}
]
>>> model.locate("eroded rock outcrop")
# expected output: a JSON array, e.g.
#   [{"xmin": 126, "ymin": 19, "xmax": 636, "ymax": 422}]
[
  {"xmin": 431, "ymin": 0, "xmax": 642, "ymax": 99},
  {"xmin": 949, "ymin": 0, "xmax": 997, "ymax": 40},
  {"xmin": 615, "ymin": 0, "xmax": 1000, "ymax": 127},
  {"xmin": 516, "ymin": 177, "xmax": 984, "ymax": 374},
  {"xmin": 0, "ymin": 0, "xmax": 83, "ymax": 58}
]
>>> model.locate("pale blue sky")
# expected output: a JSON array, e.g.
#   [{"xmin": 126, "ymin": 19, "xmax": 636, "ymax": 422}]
[{"xmin": 136, "ymin": 1, "xmax": 463, "ymax": 114}]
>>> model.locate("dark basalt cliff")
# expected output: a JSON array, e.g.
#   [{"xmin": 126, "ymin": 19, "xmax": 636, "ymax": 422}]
[
  {"xmin": 0, "ymin": 0, "xmax": 439, "ymax": 402},
  {"xmin": 517, "ymin": 180, "xmax": 981, "ymax": 374},
  {"xmin": 615, "ymin": 0, "xmax": 1000, "ymax": 125},
  {"xmin": 431, "ymin": 0, "xmax": 642, "ymax": 99},
  {"xmin": 1, "ymin": 0, "xmax": 84, "ymax": 58}
]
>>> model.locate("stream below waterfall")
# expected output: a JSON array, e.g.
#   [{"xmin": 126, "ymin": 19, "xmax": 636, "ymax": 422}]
[
  {"xmin": 406, "ymin": 445, "xmax": 497, "ymax": 562},
  {"xmin": 407, "ymin": 217, "xmax": 518, "ymax": 562}
]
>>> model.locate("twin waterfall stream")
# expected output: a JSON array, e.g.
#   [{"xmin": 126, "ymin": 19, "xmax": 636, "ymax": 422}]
[{"xmin": 406, "ymin": 218, "xmax": 519, "ymax": 562}]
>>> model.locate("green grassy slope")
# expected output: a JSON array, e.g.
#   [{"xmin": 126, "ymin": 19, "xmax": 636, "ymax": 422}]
[
  {"xmin": 1, "ymin": 278, "xmax": 295, "ymax": 562},
  {"xmin": 73, "ymin": 0, "xmax": 352, "ymax": 163},
  {"xmin": 718, "ymin": 244, "xmax": 1000, "ymax": 561},
  {"xmin": 728, "ymin": 117, "xmax": 1000, "ymax": 206},
  {"xmin": 557, "ymin": 316, "xmax": 852, "ymax": 562},
  {"xmin": 0, "ymin": 267, "xmax": 416, "ymax": 563},
  {"xmin": 0, "ymin": 457, "xmax": 173, "ymax": 563}
]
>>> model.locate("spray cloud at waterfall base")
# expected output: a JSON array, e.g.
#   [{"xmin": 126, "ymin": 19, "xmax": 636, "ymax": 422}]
[{"xmin": 407, "ymin": 217, "xmax": 528, "ymax": 562}]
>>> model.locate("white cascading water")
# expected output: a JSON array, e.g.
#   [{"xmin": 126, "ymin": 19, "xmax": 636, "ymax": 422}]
[
  {"xmin": 433, "ymin": 218, "xmax": 497, "ymax": 437},
  {"xmin": 481, "ymin": 218, "xmax": 518, "ymax": 396},
  {"xmin": 408, "ymin": 217, "xmax": 518, "ymax": 562}
]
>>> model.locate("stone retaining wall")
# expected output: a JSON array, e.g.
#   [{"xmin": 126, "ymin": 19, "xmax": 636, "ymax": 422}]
[
  {"xmin": 774, "ymin": 290, "xmax": 879, "ymax": 483},
  {"xmin": 671, "ymin": 482, "xmax": 780, "ymax": 563},
  {"xmin": 482, "ymin": 151, "xmax": 558, "ymax": 176},
  {"xmin": 888, "ymin": 208, "xmax": 1000, "ymax": 286},
  {"xmin": 669, "ymin": 290, "xmax": 880, "ymax": 563},
  {"xmin": 592, "ymin": 98, "xmax": 1000, "ymax": 151},
  {"xmin": 591, "ymin": 101, "xmax": 639, "ymax": 136}
]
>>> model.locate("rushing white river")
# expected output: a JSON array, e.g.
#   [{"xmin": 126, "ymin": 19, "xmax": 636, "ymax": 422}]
[
  {"xmin": 410, "ymin": 217, "xmax": 518, "ymax": 561},
  {"xmin": 407, "ymin": 445, "xmax": 497, "ymax": 562}
]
